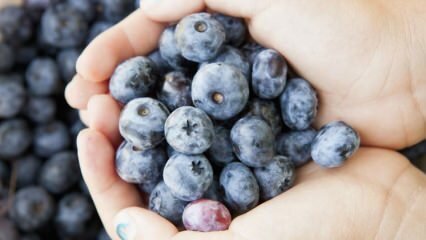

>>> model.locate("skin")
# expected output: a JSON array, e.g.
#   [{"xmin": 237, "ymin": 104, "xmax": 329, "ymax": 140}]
[{"xmin": 65, "ymin": 0, "xmax": 426, "ymax": 239}]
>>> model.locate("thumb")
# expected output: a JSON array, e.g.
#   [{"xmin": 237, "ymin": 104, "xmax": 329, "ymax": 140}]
[
  {"xmin": 113, "ymin": 207, "xmax": 178, "ymax": 240},
  {"xmin": 141, "ymin": 0, "xmax": 266, "ymax": 22}
]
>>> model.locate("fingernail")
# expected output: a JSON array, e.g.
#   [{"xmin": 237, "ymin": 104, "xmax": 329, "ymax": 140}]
[{"xmin": 115, "ymin": 213, "xmax": 136, "ymax": 240}]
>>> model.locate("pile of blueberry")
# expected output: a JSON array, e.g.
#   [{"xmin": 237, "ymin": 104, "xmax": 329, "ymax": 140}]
[
  {"xmin": 0, "ymin": 0, "xmax": 139, "ymax": 239},
  {"xmin": 111, "ymin": 12, "xmax": 361, "ymax": 232}
]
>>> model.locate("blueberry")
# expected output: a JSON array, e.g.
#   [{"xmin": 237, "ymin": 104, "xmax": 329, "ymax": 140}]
[
  {"xmin": 311, "ymin": 121, "xmax": 360, "ymax": 168},
  {"xmin": 39, "ymin": 151, "xmax": 80, "ymax": 194},
  {"xmin": 80, "ymin": 179, "xmax": 90, "ymax": 196},
  {"xmin": 148, "ymin": 50, "xmax": 172, "ymax": 74},
  {"xmin": 97, "ymin": 229, "xmax": 111, "ymax": 240},
  {"xmin": 15, "ymin": 155, "xmax": 42, "ymax": 188},
  {"xmin": 0, "ymin": 78, "xmax": 26, "ymax": 118},
  {"xmin": 207, "ymin": 126, "xmax": 236, "ymax": 166},
  {"xmin": 0, "ymin": 73, "xmax": 24, "ymax": 84},
  {"xmin": 163, "ymin": 153, "xmax": 213, "ymax": 201},
  {"xmin": 0, "ymin": 6, "xmax": 33, "ymax": 45},
  {"xmin": 55, "ymin": 193, "xmax": 95, "ymax": 236},
  {"xmin": 99, "ymin": 0, "xmax": 135, "ymax": 23},
  {"xmin": 192, "ymin": 63, "xmax": 249, "ymax": 120},
  {"xmin": 182, "ymin": 199, "xmax": 231, "ymax": 232},
  {"xmin": 157, "ymin": 71, "xmax": 192, "ymax": 111},
  {"xmin": 56, "ymin": 48, "xmax": 79, "ymax": 82},
  {"xmin": 231, "ymin": 116, "xmax": 275, "ymax": 167},
  {"xmin": 15, "ymin": 45, "xmax": 38, "ymax": 65},
  {"xmin": 34, "ymin": 121, "xmax": 71, "ymax": 157},
  {"xmin": 276, "ymin": 128, "xmax": 317, "ymax": 167},
  {"xmin": 212, "ymin": 14, "xmax": 246, "ymax": 46},
  {"xmin": 175, "ymin": 13, "xmax": 226, "ymax": 62},
  {"xmin": 110, "ymin": 56, "xmax": 158, "ymax": 104},
  {"xmin": 24, "ymin": 96, "xmax": 57, "ymax": 124},
  {"xmin": 20, "ymin": 234, "xmax": 40, "ymax": 240},
  {"xmin": 159, "ymin": 26, "xmax": 194, "ymax": 71},
  {"xmin": 401, "ymin": 140, "xmax": 426, "ymax": 161},
  {"xmin": 115, "ymin": 141, "xmax": 167, "ymax": 184},
  {"xmin": 0, "ymin": 161, "xmax": 9, "ymax": 184},
  {"xmin": 252, "ymin": 49, "xmax": 288, "ymax": 99},
  {"xmin": 10, "ymin": 186, "xmax": 55, "ymax": 231},
  {"xmin": 220, "ymin": 162, "xmax": 259, "ymax": 214},
  {"xmin": 165, "ymin": 106, "xmax": 214, "ymax": 154},
  {"xmin": 202, "ymin": 46, "xmax": 251, "ymax": 79},
  {"xmin": 87, "ymin": 21, "xmax": 114, "ymax": 43},
  {"xmin": 67, "ymin": 0, "xmax": 96, "ymax": 22},
  {"xmin": 254, "ymin": 155, "xmax": 296, "ymax": 201},
  {"xmin": 40, "ymin": 3, "xmax": 89, "ymax": 48},
  {"xmin": 0, "ymin": 119, "xmax": 32, "ymax": 159},
  {"xmin": 246, "ymin": 98, "xmax": 283, "ymax": 136},
  {"xmin": 280, "ymin": 78, "xmax": 318, "ymax": 130},
  {"xmin": 241, "ymin": 42, "xmax": 265, "ymax": 64},
  {"xmin": 0, "ymin": 218, "xmax": 19, "ymax": 240},
  {"xmin": 149, "ymin": 181, "xmax": 188, "ymax": 225},
  {"xmin": 0, "ymin": 43, "xmax": 14, "ymax": 72},
  {"xmin": 202, "ymin": 179, "xmax": 222, "ymax": 202},
  {"xmin": 119, "ymin": 98, "xmax": 169, "ymax": 149},
  {"xmin": 26, "ymin": 58, "xmax": 61, "ymax": 96}
]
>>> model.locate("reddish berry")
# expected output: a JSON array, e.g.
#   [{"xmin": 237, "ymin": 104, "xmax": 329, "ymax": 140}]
[{"xmin": 182, "ymin": 199, "xmax": 231, "ymax": 232}]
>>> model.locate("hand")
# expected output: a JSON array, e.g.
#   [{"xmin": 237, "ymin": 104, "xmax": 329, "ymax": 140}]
[
  {"xmin": 66, "ymin": 0, "xmax": 426, "ymax": 149},
  {"xmin": 64, "ymin": 0, "xmax": 426, "ymax": 239}
]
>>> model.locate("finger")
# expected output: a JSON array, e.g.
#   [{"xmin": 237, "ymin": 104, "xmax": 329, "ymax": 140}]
[
  {"xmin": 77, "ymin": 129, "xmax": 143, "ymax": 237},
  {"xmin": 113, "ymin": 207, "xmax": 178, "ymax": 240},
  {"xmin": 65, "ymin": 74, "xmax": 109, "ymax": 109},
  {"xmin": 172, "ymin": 231, "xmax": 234, "ymax": 240},
  {"xmin": 87, "ymin": 94, "xmax": 122, "ymax": 148},
  {"xmin": 76, "ymin": 9, "xmax": 166, "ymax": 83},
  {"xmin": 79, "ymin": 110, "xmax": 90, "ymax": 126}
]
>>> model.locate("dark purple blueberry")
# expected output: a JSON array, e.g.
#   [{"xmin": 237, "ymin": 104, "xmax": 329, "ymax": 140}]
[
  {"xmin": 0, "ymin": 73, "xmax": 24, "ymax": 84},
  {"xmin": 39, "ymin": 151, "xmax": 80, "ymax": 194},
  {"xmin": 220, "ymin": 162, "xmax": 259, "ymax": 214},
  {"xmin": 157, "ymin": 71, "xmax": 192, "ymax": 111},
  {"xmin": 0, "ymin": 77, "xmax": 26, "ymax": 118},
  {"xmin": 254, "ymin": 155, "xmax": 296, "ymax": 201},
  {"xmin": 119, "ymin": 98, "xmax": 169, "ymax": 149},
  {"xmin": 241, "ymin": 42, "xmax": 265, "ymax": 64},
  {"xmin": 97, "ymin": 229, "xmax": 111, "ymax": 240},
  {"xmin": 0, "ymin": 43, "xmax": 14, "ymax": 72},
  {"xmin": 165, "ymin": 106, "xmax": 214, "ymax": 154},
  {"xmin": 207, "ymin": 126, "xmax": 236, "ymax": 166},
  {"xmin": 0, "ymin": 218, "xmax": 19, "ymax": 240},
  {"xmin": 55, "ymin": 193, "xmax": 95, "ymax": 236},
  {"xmin": 159, "ymin": 26, "xmax": 195, "ymax": 71},
  {"xmin": 148, "ymin": 50, "xmax": 172, "ymax": 74},
  {"xmin": 80, "ymin": 179, "xmax": 90, "ymax": 196},
  {"xmin": 311, "ymin": 121, "xmax": 360, "ymax": 168},
  {"xmin": 99, "ymin": 0, "xmax": 135, "ymax": 23},
  {"xmin": 57, "ymin": 48, "xmax": 80, "ymax": 82},
  {"xmin": 401, "ymin": 140, "xmax": 426, "ymax": 161},
  {"xmin": 276, "ymin": 128, "xmax": 317, "ymax": 167},
  {"xmin": 149, "ymin": 181, "xmax": 188, "ymax": 225},
  {"xmin": 24, "ymin": 96, "xmax": 57, "ymax": 124},
  {"xmin": 0, "ymin": 6, "xmax": 33, "ymax": 45},
  {"xmin": 231, "ymin": 116, "xmax": 275, "ymax": 167},
  {"xmin": 15, "ymin": 155, "xmax": 42, "ymax": 188},
  {"xmin": 252, "ymin": 49, "xmax": 288, "ymax": 99},
  {"xmin": 138, "ymin": 179, "xmax": 161, "ymax": 195},
  {"xmin": 40, "ymin": 3, "xmax": 89, "ymax": 48},
  {"xmin": 34, "ymin": 121, "xmax": 70, "ymax": 157},
  {"xmin": 87, "ymin": 21, "xmax": 114, "ymax": 43},
  {"xmin": 183, "ymin": 199, "xmax": 231, "ymax": 232},
  {"xmin": 246, "ymin": 98, "xmax": 283, "ymax": 136},
  {"xmin": 192, "ymin": 63, "xmax": 249, "ymax": 120},
  {"xmin": 175, "ymin": 13, "xmax": 226, "ymax": 62},
  {"xmin": 280, "ymin": 78, "xmax": 318, "ymax": 130},
  {"xmin": 202, "ymin": 46, "xmax": 250, "ymax": 79},
  {"xmin": 163, "ymin": 153, "xmax": 213, "ymax": 201},
  {"xmin": 0, "ymin": 119, "xmax": 32, "ymax": 159},
  {"xmin": 10, "ymin": 186, "xmax": 55, "ymax": 231},
  {"xmin": 25, "ymin": 58, "xmax": 61, "ymax": 96},
  {"xmin": 110, "ymin": 56, "xmax": 157, "ymax": 104},
  {"xmin": 202, "ymin": 179, "xmax": 222, "ymax": 202},
  {"xmin": 115, "ymin": 141, "xmax": 167, "ymax": 184},
  {"xmin": 212, "ymin": 14, "xmax": 246, "ymax": 46},
  {"xmin": 67, "ymin": 0, "xmax": 96, "ymax": 22}
]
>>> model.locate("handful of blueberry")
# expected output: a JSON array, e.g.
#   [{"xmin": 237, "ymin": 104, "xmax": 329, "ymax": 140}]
[{"xmin": 111, "ymin": 12, "xmax": 361, "ymax": 232}]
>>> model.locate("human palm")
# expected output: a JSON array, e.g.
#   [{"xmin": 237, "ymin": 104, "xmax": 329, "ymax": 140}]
[{"xmin": 65, "ymin": 0, "xmax": 426, "ymax": 239}]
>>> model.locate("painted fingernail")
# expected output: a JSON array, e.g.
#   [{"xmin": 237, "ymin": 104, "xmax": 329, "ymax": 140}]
[{"xmin": 115, "ymin": 213, "xmax": 136, "ymax": 240}]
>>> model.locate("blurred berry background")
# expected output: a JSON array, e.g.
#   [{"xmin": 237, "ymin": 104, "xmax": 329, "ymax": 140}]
[{"xmin": 0, "ymin": 0, "xmax": 424, "ymax": 239}]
